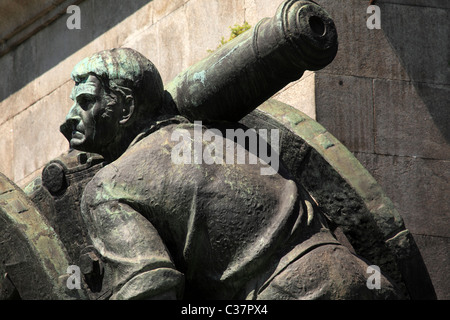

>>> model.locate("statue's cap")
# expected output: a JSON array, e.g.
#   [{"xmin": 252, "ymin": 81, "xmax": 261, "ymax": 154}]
[
  {"xmin": 71, "ymin": 48, "xmax": 159, "ymax": 89},
  {"xmin": 70, "ymin": 48, "xmax": 164, "ymax": 110}
]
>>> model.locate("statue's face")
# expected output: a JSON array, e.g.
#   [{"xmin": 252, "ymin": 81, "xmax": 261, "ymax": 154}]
[{"xmin": 61, "ymin": 75, "xmax": 122, "ymax": 154}]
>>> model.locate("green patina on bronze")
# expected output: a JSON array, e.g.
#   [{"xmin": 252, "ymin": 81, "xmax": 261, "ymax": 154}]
[
  {"xmin": 0, "ymin": 172, "xmax": 85, "ymax": 300},
  {"xmin": 0, "ymin": 0, "xmax": 436, "ymax": 300}
]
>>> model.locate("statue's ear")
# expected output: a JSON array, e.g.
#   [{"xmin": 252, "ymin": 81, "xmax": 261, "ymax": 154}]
[{"xmin": 119, "ymin": 96, "xmax": 135, "ymax": 125}]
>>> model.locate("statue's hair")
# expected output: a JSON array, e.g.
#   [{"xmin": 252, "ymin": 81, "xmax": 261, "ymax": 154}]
[{"xmin": 71, "ymin": 48, "xmax": 164, "ymax": 120}]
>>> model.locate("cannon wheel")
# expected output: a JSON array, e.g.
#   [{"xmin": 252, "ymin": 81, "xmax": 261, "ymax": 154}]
[
  {"xmin": 0, "ymin": 172, "xmax": 86, "ymax": 300},
  {"xmin": 241, "ymin": 99, "xmax": 436, "ymax": 300}
]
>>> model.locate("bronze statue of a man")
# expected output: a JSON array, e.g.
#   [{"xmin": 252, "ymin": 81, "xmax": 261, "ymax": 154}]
[{"xmin": 60, "ymin": 48, "xmax": 402, "ymax": 300}]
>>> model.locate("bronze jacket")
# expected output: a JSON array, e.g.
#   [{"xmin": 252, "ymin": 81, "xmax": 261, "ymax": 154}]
[{"xmin": 80, "ymin": 119, "xmax": 338, "ymax": 299}]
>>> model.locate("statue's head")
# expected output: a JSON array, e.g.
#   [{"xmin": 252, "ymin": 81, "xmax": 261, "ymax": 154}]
[{"xmin": 60, "ymin": 48, "xmax": 165, "ymax": 161}]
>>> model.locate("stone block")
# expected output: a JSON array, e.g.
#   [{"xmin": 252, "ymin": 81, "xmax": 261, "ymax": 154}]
[
  {"xmin": 314, "ymin": 0, "xmax": 449, "ymax": 85},
  {"xmin": 0, "ymin": 53, "xmax": 16, "ymax": 125},
  {"xmin": 91, "ymin": 2, "xmax": 154, "ymax": 51},
  {"xmin": 152, "ymin": 0, "xmax": 189, "ymax": 24},
  {"xmin": 355, "ymin": 152, "xmax": 450, "ymax": 238},
  {"xmin": 413, "ymin": 234, "xmax": 450, "ymax": 300},
  {"xmin": 314, "ymin": 0, "xmax": 409, "ymax": 81},
  {"xmin": 0, "ymin": 0, "xmax": 156, "ymax": 104},
  {"xmin": 244, "ymin": 0, "xmax": 285, "ymax": 25},
  {"xmin": 150, "ymin": 0, "xmax": 246, "ymax": 84},
  {"xmin": 0, "ymin": 0, "xmax": 59, "ymax": 41},
  {"xmin": 151, "ymin": 5, "xmax": 190, "ymax": 84},
  {"xmin": 0, "ymin": 121, "xmax": 14, "ymax": 180},
  {"xmin": 0, "ymin": 0, "xmax": 159, "ymax": 126},
  {"xmin": 122, "ymin": 24, "xmax": 161, "ymax": 79},
  {"xmin": 378, "ymin": 3, "xmax": 449, "ymax": 85},
  {"xmin": 374, "ymin": 79, "xmax": 450, "ymax": 160},
  {"xmin": 13, "ymin": 81, "xmax": 72, "ymax": 183},
  {"xmin": 381, "ymin": 0, "xmax": 450, "ymax": 9},
  {"xmin": 315, "ymin": 73, "xmax": 375, "ymax": 153},
  {"xmin": 272, "ymin": 71, "xmax": 316, "ymax": 119},
  {"xmin": 185, "ymin": 0, "xmax": 245, "ymax": 64}
]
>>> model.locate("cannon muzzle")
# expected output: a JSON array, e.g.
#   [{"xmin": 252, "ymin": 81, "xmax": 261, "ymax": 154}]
[{"xmin": 166, "ymin": 0, "xmax": 338, "ymax": 122}]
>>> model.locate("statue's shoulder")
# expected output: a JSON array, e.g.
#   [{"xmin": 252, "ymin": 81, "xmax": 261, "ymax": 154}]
[
  {"xmin": 123, "ymin": 122, "xmax": 191, "ymax": 160},
  {"xmin": 85, "ymin": 121, "xmax": 192, "ymax": 189}
]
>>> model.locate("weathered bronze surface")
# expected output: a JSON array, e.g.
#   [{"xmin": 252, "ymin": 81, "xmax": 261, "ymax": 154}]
[{"xmin": 0, "ymin": 0, "xmax": 436, "ymax": 300}]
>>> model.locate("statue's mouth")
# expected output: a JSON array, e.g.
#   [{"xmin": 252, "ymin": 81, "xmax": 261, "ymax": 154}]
[
  {"xmin": 70, "ymin": 122, "xmax": 85, "ymax": 142},
  {"xmin": 71, "ymin": 130, "xmax": 84, "ymax": 139}
]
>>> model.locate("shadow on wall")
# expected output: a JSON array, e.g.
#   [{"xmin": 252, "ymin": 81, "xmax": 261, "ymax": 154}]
[
  {"xmin": 1, "ymin": 0, "xmax": 151, "ymax": 102},
  {"xmin": 376, "ymin": 2, "xmax": 449, "ymax": 300},
  {"xmin": 379, "ymin": 2, "xmax": 450, "ymax": 148}
]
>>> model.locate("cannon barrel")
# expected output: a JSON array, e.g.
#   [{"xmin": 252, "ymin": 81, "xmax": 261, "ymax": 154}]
[{"xmin": 166, "ymin": 0, "xmax": 338, "ymax": 122}]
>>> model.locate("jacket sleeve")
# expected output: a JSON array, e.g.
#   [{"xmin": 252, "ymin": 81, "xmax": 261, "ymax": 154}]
[{"xmin": 81, "ymin": 188, "xmax": 184, "ymax": 300}]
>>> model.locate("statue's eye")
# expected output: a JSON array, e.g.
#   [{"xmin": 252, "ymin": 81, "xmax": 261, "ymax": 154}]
[{"xmin": 77, "ymin": 95, "xmax": 95, "ymax": 110}]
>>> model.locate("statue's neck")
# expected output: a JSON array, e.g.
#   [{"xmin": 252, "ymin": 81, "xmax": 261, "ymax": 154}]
[{"xmin": 99, "ymin": 114, "xmax": 188, "ymax": 163}]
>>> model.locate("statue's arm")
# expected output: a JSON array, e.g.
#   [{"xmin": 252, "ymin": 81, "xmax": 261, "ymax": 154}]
[{"xmin": 81, "ymin": 192, "xmax": 184, "ymax": 299}]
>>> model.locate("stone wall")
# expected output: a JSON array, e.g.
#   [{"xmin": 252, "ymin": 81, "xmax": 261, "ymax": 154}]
[
  {"xmin": 0, "ymin": 0, "xmax": 313, "ymax": 188},
  {"xmin": 313, "ymin": 0, "xmax": 449, "ymax": 300},
  {"xmin": 0, "ymin": 0, "xmax": 448, "ymax": 299}
]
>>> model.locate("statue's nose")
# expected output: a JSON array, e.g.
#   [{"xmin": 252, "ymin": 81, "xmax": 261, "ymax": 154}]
[
  {"xmin": 60, "ymin": 104, "xmax": 82, "ymax": 140},
  {"xmin": 65, "ymin": 103, "xmax": 81, "ymax": 120},
  {"xmin": 60, "ymin": 118, "xmax": 78, "ymax": 141}
]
